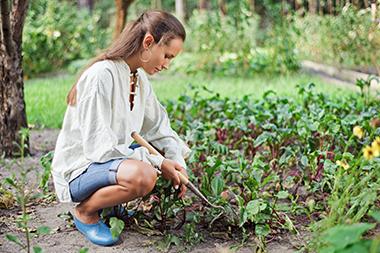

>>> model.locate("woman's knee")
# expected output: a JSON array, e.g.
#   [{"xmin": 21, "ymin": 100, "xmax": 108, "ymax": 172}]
[{"xmin": 116, "ymin": 160, "xmax": 157, "ymax": 197}]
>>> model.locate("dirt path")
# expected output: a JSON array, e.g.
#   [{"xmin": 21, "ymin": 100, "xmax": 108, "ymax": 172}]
[{"xmin": 0, "ymin": 129, "xmax": 304, "ymax": 253}]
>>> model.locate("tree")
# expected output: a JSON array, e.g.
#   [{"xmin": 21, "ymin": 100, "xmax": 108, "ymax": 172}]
[
  {"xmin": 218, "ymin": 0, "xmax": 227, "ymax": 16},
  {"xmin": 151, "ymin": 0, "xmax": 162, "ymax": 9},
  {"xmin": 371, "ymin": 0, "xmax": 377, "ymax": 21},
  {"xmin": 327, "ymin": 0, "xmax": 333, "ymax": 14},
  {"xmin": 0, "ymin": 0, "xmax": 30, "ymax": 157},
  {"xmin": 199, "ymin": 0, "xmax": 209, "ymax": 12},
  {"xmin": 318, "ymin": 0, "xmax": 324, "ymax": 15},
  {"xmin": 77, "ymin": 0, "xmax": 94, "ymax": 13},
  {"xmin": 294, "ymin": 0, "xmax": 301, "ymax": 10},
  {"xmin": 175, "ymin": 0, "xmax": 185, "ymax": 23},
  {"xmin": 308, "ymin": 0, "xmax": 317, "ymax": 14},
  {"xmin": 248, "ymin": 0, "xmax": 255, "ymax": 13},
  {"xmin": 113, "ymin": 0, "xmax": 134, "ymax": 39}
]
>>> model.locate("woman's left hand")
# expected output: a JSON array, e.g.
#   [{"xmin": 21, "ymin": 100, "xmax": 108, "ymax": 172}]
[{"xmin": 161, "ymin": 159, "xmax": 188, "ymax": 198}]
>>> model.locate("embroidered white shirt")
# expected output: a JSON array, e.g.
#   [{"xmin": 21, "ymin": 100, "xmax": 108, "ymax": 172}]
[{"xmin": 51, "ymin": 60, "xmax": 191, "ymax": 203}]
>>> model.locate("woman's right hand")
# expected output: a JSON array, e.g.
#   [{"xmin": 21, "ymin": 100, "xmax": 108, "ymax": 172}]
[{"xmin": 160, "ymin": 159, "xmax": 186, "ymax": 190}]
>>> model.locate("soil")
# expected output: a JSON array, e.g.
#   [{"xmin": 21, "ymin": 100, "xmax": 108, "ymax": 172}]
[{"xmin": 0, "ymin": 129, "xmax": 307, "ymax": 253}]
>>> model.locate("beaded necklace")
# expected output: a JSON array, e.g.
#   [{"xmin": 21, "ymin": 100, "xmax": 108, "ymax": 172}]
[{"xmin": 129, "ymin": 71, "xmax": 138, "ymax": 111}]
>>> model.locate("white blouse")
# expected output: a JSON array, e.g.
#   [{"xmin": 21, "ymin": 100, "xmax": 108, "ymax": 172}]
[{"xmin": 51, "ymin": 60, "xmax": 191, "ymax": 203}]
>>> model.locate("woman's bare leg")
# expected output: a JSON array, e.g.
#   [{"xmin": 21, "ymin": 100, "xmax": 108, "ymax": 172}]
[{"xmin": 74, "ymin": 160, "xmax": 157, "ymax": 224}]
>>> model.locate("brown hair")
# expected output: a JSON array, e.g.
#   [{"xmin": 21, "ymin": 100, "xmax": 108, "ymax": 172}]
[{"xmin": 66, "ymin": 10, "xmax": 186, "ymax": 105}]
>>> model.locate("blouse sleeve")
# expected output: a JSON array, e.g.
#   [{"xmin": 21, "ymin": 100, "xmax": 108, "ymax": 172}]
[{"xmin": 140, "ymin": 79, "xmax": 191, "ymax": 170}]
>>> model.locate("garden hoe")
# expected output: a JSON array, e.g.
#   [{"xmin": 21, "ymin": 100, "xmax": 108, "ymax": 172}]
[{"xmin": 131, "ymin": 131, "xmax": 224, "ymax": 210}]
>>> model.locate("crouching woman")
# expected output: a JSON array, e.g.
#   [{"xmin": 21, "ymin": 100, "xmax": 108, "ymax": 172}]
[{"xmin": 51, "ymin": 10, "xmax": 190, "ymax": 246}]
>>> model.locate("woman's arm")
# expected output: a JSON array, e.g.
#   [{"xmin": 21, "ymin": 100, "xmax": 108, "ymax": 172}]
[{"xmin": 140, "ymin": 80, "xmax": 191, "ymax": 170}]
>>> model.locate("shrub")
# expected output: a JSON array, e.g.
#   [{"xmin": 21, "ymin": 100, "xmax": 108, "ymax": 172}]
[
  {"xmin": 292, "ymin": 4, "xmax": 380, "ymax": 74},
  {"xmin": 23, "ymin": 0, "xmax": 111, "ymax": 77},
  {"xmin": 173, "ymin": 2, "xmax": 299, "ymax": 76},
  {"xmin": 126, "ymin": 83, "xmax": 379, "ymax": 248}
]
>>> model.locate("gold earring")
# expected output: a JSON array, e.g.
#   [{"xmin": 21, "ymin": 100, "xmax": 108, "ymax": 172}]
[{"xmin": 140, "ymin": 48, "xmax": 152, "ymax": 63}]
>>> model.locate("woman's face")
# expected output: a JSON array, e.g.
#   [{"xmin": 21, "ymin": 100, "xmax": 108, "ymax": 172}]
[{"xmin": 140, "ymin": 35, "xmax": 183, "ymax": 75}]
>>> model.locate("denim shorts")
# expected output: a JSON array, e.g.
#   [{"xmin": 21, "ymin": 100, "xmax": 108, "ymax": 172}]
[
  {"xmin": 69, "ymin": 158, "xmax": 124, "ymax": 202},
  {"xmin": 69, "ymin": 144, "xmax": 141, "ymax": 202}
]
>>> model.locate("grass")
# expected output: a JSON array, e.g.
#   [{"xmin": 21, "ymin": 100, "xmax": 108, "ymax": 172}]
[{"xmin": 25, "ymin": 71, "xmax": 356, "ymax": 129}]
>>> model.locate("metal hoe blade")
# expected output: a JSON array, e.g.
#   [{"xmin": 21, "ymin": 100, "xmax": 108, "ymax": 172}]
[{"xmin": 186, "ymin": 181, "xmax": 223, "ymax": 209}]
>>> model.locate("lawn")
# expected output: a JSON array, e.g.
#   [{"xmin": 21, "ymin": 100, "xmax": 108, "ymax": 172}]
[{"xmin": 25, "ymin": 72, "xmax": 356, "ymax": 129}]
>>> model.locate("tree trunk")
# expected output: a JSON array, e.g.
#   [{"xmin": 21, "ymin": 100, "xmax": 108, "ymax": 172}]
[
  {"xmin": 363, "ymin": 0, "xmax": 369, "ymax": 8},
  {"xmin": 335, "ymin": 0, "xmax": 341, "ymax": 14},
  {"xmin": 318, "ymin": 0, "xmax": 324, "ymax": 15},
  {"xmin": 199, "ymin": 0, "xmax": 209, "ymax": 12},
  {"xmin": 282, "ymin": 0, "xmax": 288, "ymax": 15},
  {"xmin": 77, "ymin": 0, "xmax": 94, "ymax": 13},
  {"xmin": 175, "ymin": 0, "xmax": 185, "ymax": 23},
  {"xmin": 113, "ymin": 0, "xmax": 134, "ymax": 39},
  {"xmin": 0, "ymin": 0, "xmax": 30, "ymax": 157},
  {"xmin": 327, "ymin": 0, "xmax": 333, "ymax": 13},
  {"xmin": 249, "ymin": 0, "xmax": 255, "ymax": 13},
  {"xmin": 352, "ymin": 0, "xmax": 360, "ymax": 8},
  {"xmin": 294, "ymin": 0, "xmax": 301, "ymax": 10},
  {"xmin": 151, "ymin": 0, "xmax": 162, "ymax": 9},
  {"xmin": 218, "ymin": 0, "xmax": 227, "ymax": 16},
  {"xmin": 371, "ymin": 0, "xmax": 377, "ymax": 21},
  {"xmin": 308, "ymin": 0, "xmax": 318, "ymax": 13}
]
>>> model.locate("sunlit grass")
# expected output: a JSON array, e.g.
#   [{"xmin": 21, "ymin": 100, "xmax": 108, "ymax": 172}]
[{"xmin": 25, "ymin": 71, "xmax": 356, "ymax": 129}]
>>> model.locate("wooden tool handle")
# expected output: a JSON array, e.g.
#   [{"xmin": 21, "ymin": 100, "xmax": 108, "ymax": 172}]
[
  {"xmin": 131, "ymin": 131, "xmax": 189, "ymax": 185},
  {"xmin": 177, "ymin": 171, "xmax": 189, "ymax": 185},
  {"xmin": 131, "ymin": 131, "xmax": 159, "ymax": 156}
]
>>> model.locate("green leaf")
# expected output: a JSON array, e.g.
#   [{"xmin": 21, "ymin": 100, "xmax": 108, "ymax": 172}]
[
  {"xmin": 369, "ymin": 210, "xmax": 380, "ymax": 223},
  {"xmin": 252, "ymin": 169, "xmax": 263, "ymax": 185},
  {"xmin": 156, "ymin": 234, "xmax": 181, "ymax": 251},
  {"xmin": 109, "ymin": 217, "xmax": 125, "ymax": 239},
  {"xmin": 205, "ymin": 158, "xmax": 222, "ymax": 178},
  {"xmin": 33, "ymin": 246, "xmax": 43, "ymax": 253},
  {"xmin": 276, "ymin": 190, "xmax": 289, "ymax": 199},
  {"xmin": 279, "ymin": 148, "xmax": 293, "ymax": 166},
  {"xmin": 341, "ymin": 241, "xmax": 371, "ymax": 253},
  {"xmin": 324, "ymin": 159, "xmax": 337, "ymax": 174},
  {"xmin": 31, "ymin": 192, "xmax": 44, "ymax": 200},
  {"xmin": 300, "ymin": 155, "xmax": 308, "ymax": 167},
  {"xmin": 330, "ymin": 123, "xmax": 341, "ymax": 134},
  {"xmin": 322, "ymin": 223, "xmax": 375, "ymax": 251},
  {"xmin": 211, "ymin": 176, "xmax": 224, "ymax": 196},
  {"xmin": 246, "ymin": 200, "xmax": 260, "ymax": 216},
  {"xmin": 239, "ymin": 208, "xmax": 248, "ymax": 227},
  {"xmin": 5, "ymin": 234, "xmax": 23, "ymax": 247},
  {"xmin": 255, "ymin": 224, "xmax": 270, "ymax": 237},
  {"xmin": 79, "ymin": 247, "xmax": 89, "ymax": 253},
  {"xmin": 5, "ymin": 177, "xmax": 17, "ymax": 187},
  {"xmin": 37, "ymin": 226, "xmax": 51, "ymax": 235},
  {"xmin": 168, "ymin": 234, "xmax": 181, "ymax": 246},
  {"xmin": 307, "ymin": 121, "xmax": 318, "ymax": 131},
  {"xmin": 283, "ymin": 213, "xmax": 297, "ymax": 233},
  {"xmin": 254, "ymin": 132, "xmax": 271, "ymax": 147},
  {"xmin": 235, "ymin": 195, "xmax": 245, "ymax": 208}
]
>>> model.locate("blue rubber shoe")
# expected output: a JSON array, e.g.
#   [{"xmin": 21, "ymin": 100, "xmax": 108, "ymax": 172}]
[{"xmin": 73, "ymin": 215, "xmax": 119, "ymax": 246}]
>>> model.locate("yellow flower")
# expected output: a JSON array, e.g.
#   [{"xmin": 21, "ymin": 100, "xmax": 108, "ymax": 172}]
[
  {"xmin": 336, "ymin": 160, "xmax": 350, "ymax": 170},
  {"xmin": 353, "ymin": 126, "xmax": 364, "ymax": 139},
  {"xmin": 363, "ymin": 145, "xmax": 379, "ymax": 160},
  {"xmin": 371, "ymin": 136, "xmax": 380, "ymax": 154}
]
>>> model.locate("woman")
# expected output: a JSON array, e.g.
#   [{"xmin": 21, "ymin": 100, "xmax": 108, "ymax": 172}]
[{"xmin": 52, "ymin": 10, "xmax": 191, "ymax": 246}]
